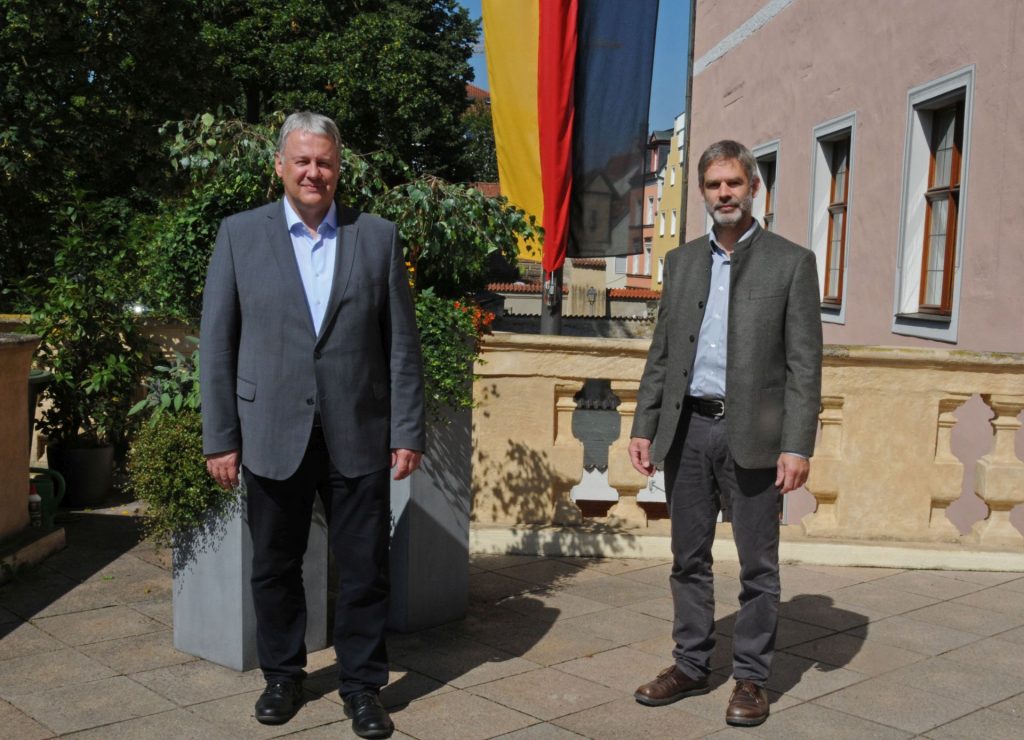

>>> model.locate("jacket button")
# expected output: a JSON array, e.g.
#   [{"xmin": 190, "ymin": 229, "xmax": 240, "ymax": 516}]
[
  {"xmin": 698, "ymin": 301, "xmax": 704, "ymax": 309},
  {"xmin": 682, "ymin": 369, "xmax": 688, "ymax": 377},
  {"xmin": 306, "ymin": 398, "xmax": 315, "ymax": 406},
  {"xmin": 689, "ymin": 335, "xmax": 695, "ymax": 342},
  {"xmin": 314, "ymin": 351, "xmax": 322, "ymax": 360},
  {"xmin": 675, "ymin": 401, "xmax": 681, "ymax": 410}
]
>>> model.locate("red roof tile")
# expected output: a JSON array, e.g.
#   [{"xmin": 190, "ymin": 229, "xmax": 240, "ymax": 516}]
[
  {"xmin": 608, "ymin": 288, "xmax": 662, "ymax": 300},
  {"xmin": 571, "ymin": 258, "xmax": 606, "ymax": 269},
  {"xmin": 467, "ymin": 83, "xmax": 490, "ymax": 101},
  {"xmin": 471, "ymin": 181, "xmax": 501, "ymax": 198},
  {"xmin": 487, "ymin": 282, "xmax": 568, "ymax": 294}
]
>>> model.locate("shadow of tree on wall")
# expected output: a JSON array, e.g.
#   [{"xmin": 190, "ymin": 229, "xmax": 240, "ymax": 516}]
[{"xmin": 473, "ymin": 438, "xmax": 579, "ymax": 525}]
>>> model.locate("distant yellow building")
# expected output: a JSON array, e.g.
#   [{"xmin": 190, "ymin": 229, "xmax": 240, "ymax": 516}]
[{"xmin": 650, "ymin": 113, "xmax": 685, "ymax": 291}]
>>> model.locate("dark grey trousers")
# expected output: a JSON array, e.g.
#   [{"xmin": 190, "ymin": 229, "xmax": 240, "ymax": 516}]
[{"xmin": 664, "ymin": 410, "xmax": 781, "ymax": 685}]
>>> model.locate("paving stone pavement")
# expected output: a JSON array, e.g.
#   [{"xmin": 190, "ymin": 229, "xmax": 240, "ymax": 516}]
[{"xmin": 2, "ymin": 512, "xmax": 1024, "ymax": 738}]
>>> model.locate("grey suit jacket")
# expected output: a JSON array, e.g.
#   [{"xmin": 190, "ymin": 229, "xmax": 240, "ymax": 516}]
[
  {"xmin": 200, "ymin": 200, "xmax": 425, "ymax": 480},
  {"xmin": 631, "ymin": 224, "xmax": 822, "ymax": 469}
]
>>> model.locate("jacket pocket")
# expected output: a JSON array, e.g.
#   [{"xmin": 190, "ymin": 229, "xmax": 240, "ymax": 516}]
[
  {"xmin": 236, "ymin": 376, "xmax": 256, "ymax": 401},
  {"xmin": 748, "ymin": 288, "xmax": 786, "ymax": 300}
]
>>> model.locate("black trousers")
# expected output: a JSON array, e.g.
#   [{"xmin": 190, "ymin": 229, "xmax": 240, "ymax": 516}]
[
  {"xmin": 243, "ymin": 426, "xmax": 391, "ymax": 696},
  {"xmin": 664, "ymin": 410, "xmax": 782, "ymax": 685}
]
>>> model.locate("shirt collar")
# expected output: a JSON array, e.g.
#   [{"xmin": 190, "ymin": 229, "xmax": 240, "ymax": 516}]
[
  {"xmin": 709, "ymin": 220, "xmax": 759, "ymax": 256},
  {"xmin": 283, "ymin": 197, "xmax": 338, "ymax": 237}
]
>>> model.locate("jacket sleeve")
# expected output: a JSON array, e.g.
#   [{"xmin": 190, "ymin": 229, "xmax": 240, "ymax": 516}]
[
  {"xmin": 199, "ymin": 218, "xmax": 242, "ymax": 456},
  {"xmin": 631, "ymin": 258, "xmax": 672, "ymax": 440},
  {"xmin": 383, "ymin": 224, "xmax": 426, "ymax": 452},
  {"xmin": 780, "ymin": 249, "xmax": 823, "ymax": 457}
]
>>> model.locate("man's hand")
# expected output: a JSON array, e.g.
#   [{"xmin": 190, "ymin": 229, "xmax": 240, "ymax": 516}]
[
  {"xmin": 775, "ymin": 453, "xmax": 809, "ymax": 494},
  {"xmin": 206, "ymin": 449, "xmax": 240, "ymax": 490},
  {"xmin": 391, "ymin": 449, "xmax": 423, "ymax": 481},
  {"xmin": 628, "ymin": 437, "xmax": 656, "ymax": 477}
]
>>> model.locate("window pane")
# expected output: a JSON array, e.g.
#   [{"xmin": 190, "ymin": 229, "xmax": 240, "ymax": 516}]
[
  {"xmin": 932, "ymin": 108, "xmax": 956, "ymax": 187},
  {"xmin": 924, "ymin": 269, "xmax": 943, "ymax": 305},
  {"xmin": 930, "ymin": 198, "xmax": 949, "ymax": 247}
]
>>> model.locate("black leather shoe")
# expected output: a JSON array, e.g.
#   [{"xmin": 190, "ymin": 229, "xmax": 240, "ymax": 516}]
[
  {"xmin": 343, "ymin": 690, "xmax": 394, "ymax": 739},
  {"xmin": 255, "ymin": 678, "xmax": 304, "ymax": 725}
]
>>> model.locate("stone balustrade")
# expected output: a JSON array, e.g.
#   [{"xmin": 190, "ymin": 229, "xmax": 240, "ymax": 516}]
[{"xmin": 472, "ymin": 333, "xmax": 1024, "ymax": 549}]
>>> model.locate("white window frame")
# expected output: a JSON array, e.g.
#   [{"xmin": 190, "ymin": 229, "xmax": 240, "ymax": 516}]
[
  {"xmin": 670, "ymin": 209, "xmax": 677, "ymax": 236},
  {"xmin": 659, "ymin": 212, "xmax": 665, "ymax": 236},
  {"xmin": 808, "ymin": 112, "xmax": 857, "ymax": 325},
  {"xmin": 657, "ymin": 257, "xmax": 665, "ymax": 283},
  {"xmin": 892, "ymin": 66, "xmax": 974, "ymax": 343},
  {"xmin": 752, "ymin": 139, "xmax": 780, "ymax": 230},
  {"xmin": 646, "ymin": 196, "xmax": 655, "ymax": 225},
  {"xmin": 670, "ymin": 166, "xmax": 676, "ymax": 187}
]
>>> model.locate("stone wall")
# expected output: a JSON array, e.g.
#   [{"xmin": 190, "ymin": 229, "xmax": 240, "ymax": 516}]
[{"xmin": 472, "ymin": 333, "xmax": 1024, "ymax": 549}]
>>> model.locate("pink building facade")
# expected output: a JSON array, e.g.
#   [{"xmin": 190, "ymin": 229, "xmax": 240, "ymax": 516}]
[{"xmin": 686, "ymin": 0, "xmax": 1024, "ymax": 352}]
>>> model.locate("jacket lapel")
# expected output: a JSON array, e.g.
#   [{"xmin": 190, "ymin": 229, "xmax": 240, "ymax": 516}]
[
  {"xmin": 267, "ymin": 200, "xmax": 317, "ymax": 338},
  {"xmin": 316, "ymin": 205, "xmax": 359, "ymax": 344}
]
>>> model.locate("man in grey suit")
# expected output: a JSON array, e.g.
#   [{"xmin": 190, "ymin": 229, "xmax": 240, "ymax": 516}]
[
  {"xmin": 629, "ymin": 140, "xmax": 822, "ymax": 727},
  {"xmin": 201, "ymin": 111, "xmax": 424, "ymax": 739}
]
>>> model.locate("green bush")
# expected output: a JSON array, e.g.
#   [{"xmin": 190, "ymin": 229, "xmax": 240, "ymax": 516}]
[
  {"xmin": 27, "ymin": 193, "xmax": 154, "ymax": 448},
  {"xmin": 415, "ymin": 288, "xmax": 490, "ymax": 419},
  {"xmin": 128, "ymin": 409, "xmax": 236, "ymax": 548}
]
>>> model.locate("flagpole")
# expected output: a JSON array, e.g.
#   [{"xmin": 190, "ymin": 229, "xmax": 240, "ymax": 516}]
[{"xmin": 540, "ymin": 268, "xmax": 563, "ymax": 335}]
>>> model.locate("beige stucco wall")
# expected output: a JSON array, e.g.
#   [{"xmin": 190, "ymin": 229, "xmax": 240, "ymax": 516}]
[
  {"xmin": 687, "ymin": 0, "xmax": 1024, "ymax": 353},
  {"xmin": 472, "ymin": 333, "xmax": 1024, "ymax": 549},
  {"xmin": 0, "ymin": 334, "xmax": 39, "ymax": 541}
]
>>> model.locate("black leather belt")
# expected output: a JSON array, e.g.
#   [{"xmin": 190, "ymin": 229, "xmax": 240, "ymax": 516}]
[{"xmin": 685, "ymin": 396, "xmax": 726, "ymax": 419}]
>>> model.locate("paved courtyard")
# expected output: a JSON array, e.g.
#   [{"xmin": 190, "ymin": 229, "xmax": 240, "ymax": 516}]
[{"xmin": 2, "ymin": 511, "xmax": 1024, "ymax": 739}]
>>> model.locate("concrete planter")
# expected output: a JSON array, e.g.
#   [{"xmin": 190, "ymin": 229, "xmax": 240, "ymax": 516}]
[
  {"xmin": 389, "ymin": 406, "xmax": 472, "ymax": 632},
  {"xmin": 172, "ymin": 494, "xmax": 329, "ymax": 671}
]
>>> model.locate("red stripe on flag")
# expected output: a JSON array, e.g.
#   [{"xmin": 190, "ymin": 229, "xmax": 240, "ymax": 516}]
[{"xmin": 537, "ymin": 0, "xmax": 577, "ymax": 274}]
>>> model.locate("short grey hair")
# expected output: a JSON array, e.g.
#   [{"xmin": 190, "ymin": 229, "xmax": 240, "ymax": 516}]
[
  {"xmin": 697, "ymin": 140, "xmax": 758, "ymax": 187},
  {"xmin": 276, "ymin": 111, "xmax": 342, "ymax": 154}
]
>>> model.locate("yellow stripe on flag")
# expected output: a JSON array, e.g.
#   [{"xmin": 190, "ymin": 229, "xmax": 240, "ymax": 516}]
[{"xmin": 483, "ymin": 0, "xmax": 543, "ymax": 260}]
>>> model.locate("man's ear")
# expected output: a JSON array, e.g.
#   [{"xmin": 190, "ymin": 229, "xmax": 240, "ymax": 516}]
[
  {"xmin": 751, "ymin": 175, "xmax": 761, "ymax": 199},
  {"xmin": 274, "ymin": 152, "xmax": 283, "ymax": 178}
]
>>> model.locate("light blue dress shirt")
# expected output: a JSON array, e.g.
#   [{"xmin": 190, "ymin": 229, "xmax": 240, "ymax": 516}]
[
  {"xmin": 283, "ymin": 198, "xmax": 338, "ymax": 336},
  {"xmin": 687, "ymin": 222, "xmax": 758, "ymax": 399}
]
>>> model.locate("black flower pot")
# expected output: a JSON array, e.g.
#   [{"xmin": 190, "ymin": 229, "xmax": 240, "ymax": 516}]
[{"xmin": 46, "ymin": 443, "xmax": 114, "ymax": 508}]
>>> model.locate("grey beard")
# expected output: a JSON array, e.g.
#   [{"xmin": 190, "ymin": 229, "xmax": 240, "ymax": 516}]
[{"xmin": 706, "ymin": 194, "xmax": 753, "ymax": 227}]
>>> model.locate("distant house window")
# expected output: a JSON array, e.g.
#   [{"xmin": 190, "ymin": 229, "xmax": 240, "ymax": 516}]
[
  {"xmin": 670, "ymin": 209, "xmax": 677, "ymax": 236},
  {"xmin": 919, "ymin": 101, "xmax": 963, "ymax": 314},
  {"xmin": 657, "ymin": 257, "xmax": 665, "ymax": 283},
  {"xmin": 644, "ymin": 240, "xmax": 652, "ymax": 275},
  {"xmin": 614, "ymin": 256, "xmax": 627, "ymax": 274},
  {"xmin": 646, "ymin": 197, "xmax": 655, "ymax": 225},
  {"xmin": 670, "ymin": 166, "xmax": 676, "ymax": 186},
  {"xmin": 824, "ymin": 137, "xmax": 851, "ymax": 304},
  {"xmin": 893, "ymin": 66, "xmax": 974, "ymax": 342},
  {"xmin": 659, "ymin": 212, "xmax": 665, "ymax": 236}
]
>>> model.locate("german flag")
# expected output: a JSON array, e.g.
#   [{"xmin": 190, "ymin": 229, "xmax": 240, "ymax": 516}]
[{"xmin": 483, "ymin": 0, "xmax": 659, "ymax": 273}]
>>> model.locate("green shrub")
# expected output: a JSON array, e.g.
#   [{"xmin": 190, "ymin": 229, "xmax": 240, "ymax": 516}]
[{"xmin": 127, "ymin": 409, "xmax": 236, "ymax": 548}]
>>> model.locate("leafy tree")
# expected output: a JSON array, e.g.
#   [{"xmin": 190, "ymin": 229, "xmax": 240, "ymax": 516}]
[
  {"xmin": 0, "ymin": 0, "xmax": 224, "ymax": 308},
  {"xmin": 196, "ymin": 0, "xmax": 478, "ymax": 181},
  {"xmin": 461, "ymin": 100, "xmax": 498, "ymax": 182}
]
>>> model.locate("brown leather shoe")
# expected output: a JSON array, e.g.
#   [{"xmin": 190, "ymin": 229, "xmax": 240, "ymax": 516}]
[
  {"xmin": 634, "ymin": 665, "xmax": 710, "ymax": 706},
  {"xmin": 726, "ymin": 679, "xmax": 769, "ymax": 726}
]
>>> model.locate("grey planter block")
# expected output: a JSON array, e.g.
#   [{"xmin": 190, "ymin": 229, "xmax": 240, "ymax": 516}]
[
  {"xmin": 172, "ymin": 493, "xmax": 328, "ymax": 671},
  {"xmin": 388, "ymin": 407, "xmax": 471, "ymax": 632}
]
